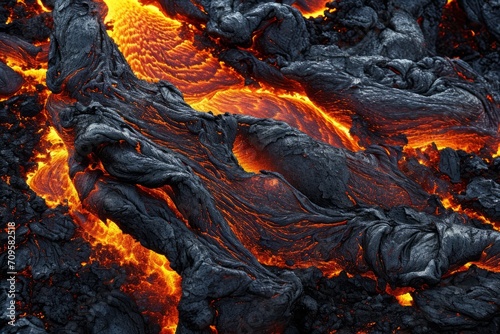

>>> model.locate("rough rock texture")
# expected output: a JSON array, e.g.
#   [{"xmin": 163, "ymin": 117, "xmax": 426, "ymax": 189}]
[
  {"xmin": 462, "ymin": 178, "xmax": 500, "ymax": 221},
  {"xmin": 41, "ymin": 0, "xmax": 500, "ymax": 332},
  {"xmin": 0, "ymin": 3, "xmax": 159, "ymax": 333},
  {"xmin": 0, "ymin": 61, "xmax": 23, "ymax": 96},
  {"xmin": 2, "ymin": 0, "xmax": 500, "ymax": 332},
  {"xmin": 163, "ymin": 0, "xmax": 499, "ymax": 149},
  {"xmin": 0, "ymin": 95, "xmax": 151, "ymax": 334},
  {"xmin": 414, "ymin": 266, "xmax": 500, "ymax": 330}
]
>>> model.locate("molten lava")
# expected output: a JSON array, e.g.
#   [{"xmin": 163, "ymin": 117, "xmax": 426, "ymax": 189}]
[
  {"xmin": 103, "ymin": 0, "xmax": 360, "ymax": 152},
  {"xmin": 27, "ymin": 127, "xmax": 181, "ymax": 333},
  {"xmin": 291, "ymin": 0, "xmax": 328, "ymax": 17},
  {"xmin": 4, "ymin": 1, "xmax": 182, "ymax": 331},
  {"xmin": 104, "ymin": 0, "xmax": 240, "ymax": 95},
  {"xmin": 6, "ymin": 0, "xmax": 500, "ymax": 332}
]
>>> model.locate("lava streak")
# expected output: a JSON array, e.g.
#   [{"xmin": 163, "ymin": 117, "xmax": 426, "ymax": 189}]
[
  {"xmin": 27, "ymin": 127, "xmax": 181, "ymax": 333},
  {"xmin": 103, "ymin": 0, "xmax": 360, "ymax": 152},
  {"xmin": 190, "ymin": 87, "xmax": 360, "ymax": 151},
  {"xmin": 103, "ymin": 0, "xmax": 240, "ymax": 96},
  {"xmin": 292, "ymin": 0, "xmax": 328, "ymax": 17}
]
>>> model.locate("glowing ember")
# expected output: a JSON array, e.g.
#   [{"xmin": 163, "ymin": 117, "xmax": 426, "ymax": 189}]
[
  {"xmin": 36, "ymin": 0, "xmax": 52, "ymax": 13},
  {"xmin": 292, "ymin": 0, "xmax": 328, "ymax": 17},
  {"xmin": 395, "ymin": 293, "xmax": 413, "ymax": 307}
]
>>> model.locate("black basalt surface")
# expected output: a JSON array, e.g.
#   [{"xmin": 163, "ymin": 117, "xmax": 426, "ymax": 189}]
[
  {"xmin": 0, "ymin": 95, "xmax": 152, "ymax": 334},
  {"xmin": 41, "ymin": 0, "xmax": 500, "ymax": 332},
  {"xmin": 2, "ymin": 0, "xmax": 500, "ymax": 333}
]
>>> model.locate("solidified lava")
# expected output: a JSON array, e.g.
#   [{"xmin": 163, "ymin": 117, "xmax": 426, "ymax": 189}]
[{"xmin": 2, "ymin": 0, "xmax": 500, "ymax": 333}]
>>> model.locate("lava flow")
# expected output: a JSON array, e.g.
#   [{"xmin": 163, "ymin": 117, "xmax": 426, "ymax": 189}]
[
  {"xmin": 103, "ymin": 0, "xmax": 359, "ymax": 151},
  {"xmin": 3, "ymin": 1, "xmax": 181, "ymax": 333},
  {"xmin": 2, "ymin": 0, "xmax": 500, "ymax": 333},
  {"xmin": 26, "ymin": 127, "xmax": 181, "ymax": 333}
]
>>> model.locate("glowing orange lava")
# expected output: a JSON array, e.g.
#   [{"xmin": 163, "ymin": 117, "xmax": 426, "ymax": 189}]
[
  {"xmin": 191, "ymin": 87, "xmax": 359, "ymax": 151},
  {"xmin": 27, "ymin": 127, "xmax": 181, "ymax": 333},
  {"xmin": 103, "ymin": 0, "xmax": 360, "ymax": 153},
  {"xmin": 386, "ymin": 286, "xmax": 415, "ymax": 307},
  {"xmin": 15, "ymin": 0, "xmax": 500, "ymax": 330},
  {"xmin": 406, "ymin": 132, "xmax": 492, "ymax": 154},
  {"xmin": 395, "ymin": 293, "xmax": 414, "ymax": 307},
  {"xmin": 104, "ymin": 0, "xmax": 240, "ymax": 96},
  {"xmin": 0, "ymin": 52, "xmax": 49, "ymax": 101},
  {"xmin": 99, "ymin": 0, "xmax": 500, "ymax": 280},
  {"xmin": 292, "ymin": 0, "xmax": 328, "ymax": 17}
]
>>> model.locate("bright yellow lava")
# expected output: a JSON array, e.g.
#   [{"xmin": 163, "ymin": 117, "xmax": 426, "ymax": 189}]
[
  {"xmin": 1, "ymin": 58, "xmax": 47, "ymax": 99},
  {"xmin": 36, "ymin": 0, "xmax": 51, "ymax": 12},
  {"xmin": 494, "ymin": 144, "xmax": 500, "ymax": 158},
  {"xmin": 104, "ymin": 0, "xmax": 239, "ymax": 96},
  {"xmin": 395, "ymin": 293, "xmax": 413, "ymax": 307}
]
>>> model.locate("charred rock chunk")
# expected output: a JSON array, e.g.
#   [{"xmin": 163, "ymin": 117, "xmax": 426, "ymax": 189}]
[
  {"xmin": 0, "ymin": 62, "xmax": 23, "ymax": 97},
  {"xmin": 461, "ymin": 177, "xmax": 500, "ymax": 221}
]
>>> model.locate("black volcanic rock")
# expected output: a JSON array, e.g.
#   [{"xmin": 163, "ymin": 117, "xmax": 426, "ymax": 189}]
[
  {"xmin": 414, "ymin": 266, "xmax": 500, "ymax": 329},
  {"xmin": 0, "ymin": 34, "xmax": 152, "ymax": 334},
  {"xmin": 43, "ymin": 0, "xmax": 500, "ymax": 332},
  {"xmin": 0, "ymin": 100, "xmax": 151, "ymax": 332},
  {"xmin": 1, "ymin": 0, "xmax": 500, "ymax": 332},
  {"xmin": 461, "ymin": 177, "xmax": 500, "ymax": 221},
  {"xmin": 439, "ymin": 147, "xmax": 461, "ymax": 183},
  {"xmin": 0, "ymin": 62, "xmax": 23, "ymax": 97}
]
